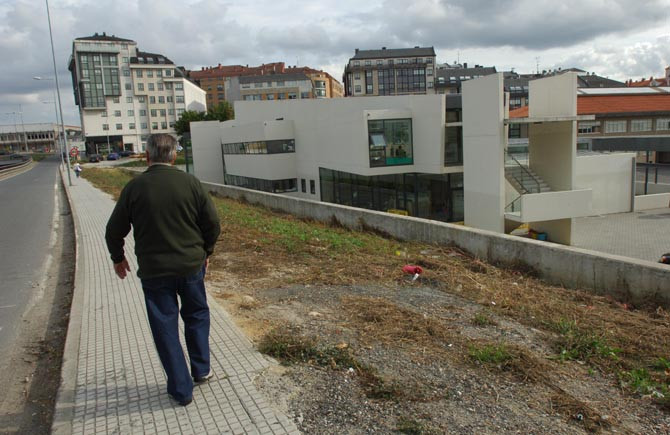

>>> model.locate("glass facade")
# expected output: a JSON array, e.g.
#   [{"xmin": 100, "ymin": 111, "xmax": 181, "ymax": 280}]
[
  {"xmin": 77, "ymin": 52, "xmax": 120, "ymax": 108},
  {"xmin": 368, "ymin": 119, "xmax": 413, "ymax": 167},
  {"xmin": 221, "ymin": 139, "xmax": 295, "ymax": 155},
  {"xmin": 319, "ymin": 168, "xmax": 464, "ymax": 223},
  {"xmin": 224, "ymin": 174, "xmax": 297, "ymax": 193},
  {"xmin": 445, "ymin": 126, "xmax": 463, "ymax": 165}
]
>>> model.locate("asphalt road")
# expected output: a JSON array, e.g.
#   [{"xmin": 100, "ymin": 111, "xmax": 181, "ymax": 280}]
[{"xmin": 0, "ymin": 156, "xmax": 62, "ymax": 352}]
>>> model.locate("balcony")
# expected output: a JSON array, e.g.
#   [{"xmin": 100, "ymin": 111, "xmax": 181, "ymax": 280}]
[{"xmin": 505, "ymin": 189, "xmax": 593, "ymax": 222}]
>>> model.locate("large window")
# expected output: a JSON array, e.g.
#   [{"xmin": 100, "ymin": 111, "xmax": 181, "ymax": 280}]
[
  {"xmin": 319, "ymin": 168, "xmax": 463, "ymax": 223},
  {"xmin": 224, "ymin": 174, "xmax": 297, "ymax": 193},
  {"xmin": 657, "ymin": 119, "xmax": 670, "ymax": 131},
  {"xmin": 578, "ymin": 121, "xmax": 600, "ymax": 134},
  {"xmin": 631, "ymin": 119, "xmax": 652, "ymax": 132},
  {"xmin": 604, "ymin": 120, "xmax": 627, "ymax": 133},
  {"xmin": 368, "ymin": 118, "xmax": 413, "ymax": 167},
  {"xmin": 445, "ymin": 126, "xmax": 463, "ymax": 165},
  {"xmin": 221, "ymin": 139, "xmax": 295, "ymax": 155}
]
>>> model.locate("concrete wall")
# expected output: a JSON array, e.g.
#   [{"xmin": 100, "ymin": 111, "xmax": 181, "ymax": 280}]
[
  {"xmin": 634, "ymin": 193, "xmax": 670, "ymax": 211},
  {"xmin": 520, "ymin": 189, "xmax": 592, "ymax": 221},
  {"xmin": 184, "ymin": 79, "xmax": 207, "ymax": 113},
  {"xmin": 191, "ymin": 121, "xmax": 223, "ymax": 184},
  {"xmin": 576, "ymin": 153, "xmax": 634, "ymax": 215},
  {"xmin": 202, "ymin": 181, "xmax": 670, "ymax": 308},
  {"xmin": 462, "ymin": 73, "xmax": 505, "ymax": 233}
]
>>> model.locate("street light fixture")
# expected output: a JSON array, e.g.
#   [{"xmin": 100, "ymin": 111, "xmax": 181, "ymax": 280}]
[
  {"xmin": 34, "ymin": 77, "xmax": 65, "ymax": 169},
  {"xmin": 44, "ymin": 0, "xmax": 72, "ymax": 186}
]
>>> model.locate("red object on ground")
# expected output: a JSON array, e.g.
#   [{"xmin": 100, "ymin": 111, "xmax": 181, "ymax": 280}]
[{"xmin": 402, "ymin": 265, "xmax": 423, "ymax": 275}]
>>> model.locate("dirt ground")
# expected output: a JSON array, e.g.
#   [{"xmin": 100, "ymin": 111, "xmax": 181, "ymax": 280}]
[
  {"xmin": 205, "ymin": 197, "xmax": 670, "ymax": 435},
  {"xmin": 0, "ymin": 182, "xmax": 75, "ymax": 434}
]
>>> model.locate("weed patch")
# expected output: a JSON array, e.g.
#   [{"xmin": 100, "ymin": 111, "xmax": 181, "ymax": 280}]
[
  {"xmin": 472, "ymin": 312, "xmax": 496, "ymax": 327},
  {"xmin": 552, "ymin": 319, "xmax": 621, "ymax": 363},
  {"xmin": 469, "ymin": 343, "xmax": 512, "ymax": 365}
]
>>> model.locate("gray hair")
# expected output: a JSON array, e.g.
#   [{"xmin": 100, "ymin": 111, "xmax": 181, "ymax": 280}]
[{"xmin": 146, "ymin": 134, "xmax": 177, "ymax": 164}]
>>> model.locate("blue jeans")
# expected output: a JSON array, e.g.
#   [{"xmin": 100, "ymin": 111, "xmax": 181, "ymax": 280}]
[{"xmin": 141, "ymin": 265, "xmax": 210, "ymax": 402}]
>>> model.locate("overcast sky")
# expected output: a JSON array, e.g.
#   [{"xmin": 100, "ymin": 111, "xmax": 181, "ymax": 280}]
[{"xmin": 1, "ymin": 0, "xmax": 669, "ymax": 126}]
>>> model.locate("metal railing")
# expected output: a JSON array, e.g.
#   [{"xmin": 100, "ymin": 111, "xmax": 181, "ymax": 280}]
[
  {"xmin": 505, "ymin": 151, "xmax": 540, "ymax": 194},
  {"xmin": 505, "ymin": 195, "xmax": 521, "ymax": 213}
]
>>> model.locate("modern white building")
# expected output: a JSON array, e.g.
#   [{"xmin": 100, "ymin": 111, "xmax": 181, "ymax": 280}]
[
  {"xmin": 68, "ymin": 33, "xmax": 206, "ymax": 154},
  {"xmin": 191, "ymin": 73, "xmax": 637, "ymax": 245}
]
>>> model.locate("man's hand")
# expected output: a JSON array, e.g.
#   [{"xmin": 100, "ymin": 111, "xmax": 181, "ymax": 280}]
[{"xmin": 114, "ymin": 259, "xmax": 130, "ymax": 279}]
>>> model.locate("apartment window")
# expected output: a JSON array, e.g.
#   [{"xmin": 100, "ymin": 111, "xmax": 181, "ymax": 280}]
[
  {"xmin": 101, "ymin": 111, "xmax": 107, "ymax": 117},
  {"xmin": 102, "ymin": 124, "xmax": 109, "ymax": 130},
  {"xmin": 267, "ymin": 94, "xmax": 275, "ymax": 100},
  {"xmin": 168, "ymin": 108, "xmax": 174, "ymax": 115},
  {"xmin": 139, "ymin": 109, "xmax": 147, "ymax": 116},
  {"xmin": 158, "ymin": 83, "xmax": 164, "ymax": 91},
  {"xmin": 137, "ymin": 83, "xmax": 144, "ymax": 91},
  {"xmin": 113, "ymin": 97, "xmax": 120, "ymax": 103},
  {"xmin": 167, "ymin": 96, "xmax": 173, "ymax": 102},
  {"xmin": 148, "ymin": 83, "xmax": 155, "ymax": 91},
  {"xmin": 141, "ymin": 122, "xmax": 148, "ymax": 129},
  {"xmin": 156, "ymin": 70, "xmax": 162, "ymax": 77},
  {"xmin": 152, "ymin": 122, "xmax": 158, "ymax": 129},
  {"xmin": 445, "ymin": 126, "xmax": 463, "ymax": 165},
  {"xmin": 353, "ymin": 61, "xmax": 360, "ymax": 67},
  {"xmin": 288, "ymin": 92, "xmax": 297, "ymax": 99},
  {"xmin": 135, "ymin": 70, "xmax": 143, "ymax": 78},
  {"xmin": 300, "ymin": 92, "xmax": 310, "ymax": 99},
  {"xmin": 217, "ymin": 84, "xmax": 223, "ymax": 91},
  {"xmin": 176, "ymin": 109, "xmax": 184, "ymax": 116},
  {"xmin": 161, "ymin": 122, "xmax": 167, "ymax": 129},
  {"xmin": 377, "ymin": 60, "xmax": 383, "ymax": 65},
  {"xmin": 604, "ymin": 120, "xmax": 627, "ymax": 133},
  {"xmin": 164, "ymin": 69, "xmax": 172, "ymax": 77},
  {"xmin": 354, "ymin": 85, "xmax": 361, "ymax": 93},
  {"xmin": 165, "ymin": 83, "xmax": 172, "ymax": 90},
  {"xmin": 366, "ymin": 84, "xmax": 373, "ymax": 94},
  {"xmin": 149, "ymin": 96, "xmax": 156, "ymax": 103},
  {"xmin": 631, "ymin": 119, "xmax": 652, "ymax": 132},
  {"xmin": 126, "ymin": 109, "xmax": 133, "ymax": 116},
  {"xmin": 427, "ymin": 58, "xmax": 433, "ymax": 64},
  {"xmin": 175, "ymin": 83, "xmax": 183, "ymax": 90},
  {"xmin": 157, "ymin": 96, "xmax": 164, "ymax": 103},
  {"xmin": 578, "ymin": 121, "xmax": 600, "ymax": 134},
  {"xmin": 368, "ymin": 118, "xmax": 413, "ymax": 167},
  {"xmin": 125, "ymin": 83, "xmax": 132, "ymax": 90},
  {"xmin": 114, "ymin": 110, "xmax": 121, "ymax": 117},
  {"xmin": 365, "ymin": 60, "xmax": 371, "ymax": 66},
  {"xmin": 151, "ymin": 109, "xmax": 157, "ymax": 117},
  {"xmin": 217, "ymin": 93, "xmax": 223, "ymax": 99},
  {"xmin": 123, "ymin": 69, "xmax": 130, "ymax": 76},
  {"xmin": 82, "ymin": 69, "xmax": 89, "ymax": 78},
  {"xmin": 116, "ymin": 123, "xmax": 122, "ymax": 130},
  {"xmin": 310, "ymin": 180, "xmax": 315, "ymax": 194},
  {"xmin": 129, "ymin": 123, "xmax": 136, "ymax": 130},
  {"xmin": 354, "ymin": 72, "xmax": 361, "ymax": 80},
  {"xmin": 126, "ymin": 97, "xmax": 133, "ymax": 103},
  {"xmin": 176, "ymin": 96, "xmax": 184, "ymax": 103},
  {"xmin": 657, "ymin": 119, "xmax": 670, "ymax": 130},
  {"xmin": 160, "ymin": 109, "xmax": 166, "ymax": 116},
  {"xmin": 147, "ymin": 70, "xmax": 154, "ymax": 78},
  {"xmin": 301, "ymin": 179, "xmax": 306, "ymax": 192}
]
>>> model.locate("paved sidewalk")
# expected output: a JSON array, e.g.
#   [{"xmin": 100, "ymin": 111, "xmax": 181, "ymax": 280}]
[{"xmin": 53, "ymin": 171, "xmax": 299, "ymax": 434}]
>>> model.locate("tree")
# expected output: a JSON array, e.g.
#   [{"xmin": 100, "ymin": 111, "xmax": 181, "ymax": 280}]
[
  {"xmin": 173, "ymin": 102, "xmax": 235, "ymax": 136},
  {"xmin": 205, "ymin": 101, "xmax": 234, "ymax": 122},
  {"xmin": 174, "ymin": 110, "xmax": 207, "ymax": 136}
]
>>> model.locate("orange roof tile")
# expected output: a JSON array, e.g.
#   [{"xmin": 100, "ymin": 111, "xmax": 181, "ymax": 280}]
[{"xmin": 509, "ymin": 94, "xmax": 670, "ymax": 118}]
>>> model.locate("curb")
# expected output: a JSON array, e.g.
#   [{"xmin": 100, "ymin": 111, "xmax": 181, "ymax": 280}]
[{"xmin": 51, "ymin": 167, "xmax": 84, "ymax": 435}]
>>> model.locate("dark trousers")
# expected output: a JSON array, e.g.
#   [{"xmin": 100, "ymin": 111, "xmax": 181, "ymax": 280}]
[{"xmin": 140, "ymin": 265, "xmax": 210, "ymax": 402}]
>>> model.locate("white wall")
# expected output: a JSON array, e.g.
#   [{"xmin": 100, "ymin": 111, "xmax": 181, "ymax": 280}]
[
  {"xmin": 576, "ymin": 154, "xmax": 634, "ymax": 215},
  {"xmin": 462, "ymin": 73, "xmax": 505, "ymax": 233},
  {"xmin": 191, "ymin": 121, "xmax": 223, "ymax": 184},
  {"xmin": 184, "ymin": 80, "xmax": 207, "ymax": 112},
  {"xmin": 225, "ymin": 154, "xmax": 297, "ymax": 180}
]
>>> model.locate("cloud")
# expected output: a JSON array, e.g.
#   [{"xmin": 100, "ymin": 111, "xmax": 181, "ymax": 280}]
[{"xmin": 0, "ymin": 0, "xmax": 669, "ymax": 125}]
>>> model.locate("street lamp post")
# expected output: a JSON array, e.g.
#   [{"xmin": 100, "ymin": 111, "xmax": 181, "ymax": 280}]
[{"xmin": 44, "ymin": 0, "xmax": 72, "ymax": 186}]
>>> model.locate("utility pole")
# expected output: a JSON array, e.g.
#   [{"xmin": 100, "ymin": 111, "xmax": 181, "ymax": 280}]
[{"xmin": 45, "ymin": 0, "xmax": 72, "ymax": 186}]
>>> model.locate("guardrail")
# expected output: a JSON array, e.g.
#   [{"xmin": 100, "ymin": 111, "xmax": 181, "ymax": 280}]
[{"xmin": 0, "ymin": 157, "xmax": 32, "ymax": 177}]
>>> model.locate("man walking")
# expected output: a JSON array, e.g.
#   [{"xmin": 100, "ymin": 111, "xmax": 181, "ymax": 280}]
[{"xmin": 105, "ymin": 134, "xmax": 221, "ymax": 406}]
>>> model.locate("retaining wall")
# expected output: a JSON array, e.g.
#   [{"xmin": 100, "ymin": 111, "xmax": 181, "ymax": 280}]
[
  {"xmin": 634, "ymin": 193, "xmax": 670, "ymax": 211},
  {"xmin": 203, "ymin": 182, "xmax": 670, "ymax": 308}
]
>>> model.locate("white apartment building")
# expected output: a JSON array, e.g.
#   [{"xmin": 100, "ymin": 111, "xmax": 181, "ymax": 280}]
[
  {"xmin": 343, "ymin": 47, "xmax": 437, "ymax": 97},
  {"xmin": 69, "ymin": 33, "xmax": 206, "ymax": 154},
  {"xmin": 191, "ymin": 73, "xmax": 638, "ymax": 245}
]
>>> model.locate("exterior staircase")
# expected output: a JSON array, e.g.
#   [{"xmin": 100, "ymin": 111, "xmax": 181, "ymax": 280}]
[{"xmin": 505, "ymin": 165, "xmax": 552, "ymax": 194}]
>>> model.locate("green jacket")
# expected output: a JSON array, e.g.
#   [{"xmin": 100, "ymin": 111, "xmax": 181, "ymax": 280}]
[{"xmin": 105, "ymin": 165, "xmax": 221, "ymax": 279}]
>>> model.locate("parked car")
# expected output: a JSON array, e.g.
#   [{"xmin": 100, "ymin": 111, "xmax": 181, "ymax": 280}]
[
  {"xmin": 107, "ymin": 152, "xmax": 119, "ymax": 161},
  {"xmin": 88, "ymin": 154, "xmax": 101, "ymax": 163},
  {"xmin": 119, "ymin": 150, "xmax": 133, "ymax": 157}
]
